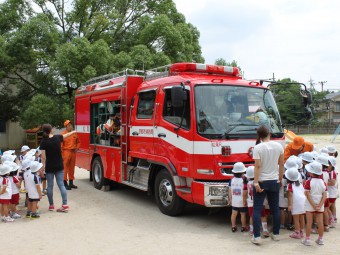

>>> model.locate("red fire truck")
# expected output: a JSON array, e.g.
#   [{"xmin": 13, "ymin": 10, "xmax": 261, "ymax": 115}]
[{"xmin": 75, "ymin": 63, "xmax": 311, "ymax": 216}]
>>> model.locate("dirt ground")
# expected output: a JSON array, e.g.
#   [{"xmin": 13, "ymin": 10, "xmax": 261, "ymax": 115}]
[{"xmin": 2, "ymin": 135, "xmax": 340, "ymax": 255}]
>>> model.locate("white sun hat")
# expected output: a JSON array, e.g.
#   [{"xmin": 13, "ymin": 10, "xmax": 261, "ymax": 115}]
[
  {"xmin": 311, "ymin": 151, "xmax": 319, "ymax": 160},
  {"xmin": 1, "ymin": 154, "xmax": 17, "ymax": 163},
  {"xmin": 301, "ymin": 152, "xmax": 314, "ymax": 163},
  {"xmin": 245, "ymin": 166, "xmax": 254, "ymax": 179},
  {"xmin": 29, "ymin": 161, "xmax": 43, "ymax": 173},
  {"xmin": 327, "ymin": 146, "xmax": 337, "ymax": 154},
  {"xmin": 316, "ymin": 155, "xmax": 329, "ymax": 167},
  {"xmin": 284, "ymin": 157, "xmax": 298, "ymax": 169},
  {"xmin": 320, "ymin": 147, "xmax": 329, "ymax": 154},
  {"xmin": 328, "ymin": 156, "xmax": 336, "ymax": 168},
  {"xmin": 232, "ymin": 162, "xmax": 246, "ymax": 173},
  {"xmin": 23, "ymin": 154, "xmax": 35, "ymax": 161},
  {"xmin": 305, "ymin": 161, "xmax": 322, "ymax": 175},
  {"xmin": 21, "ymin": 145, "xmax": 30, "ymax": 153},
  {"xmin": 0, "ymin": 164, "xmax": 11, "ymax": 176},
  {"xmin": 3, "ymin": 150, "xmax": 15, "ymax": 156},
  {"xmin": 21, "ymin": 158, "xmax": 34, "ymax": 170},
  {"xmin": 290, "ymin": 155, "xmax": 303, "ymax": 169},
  {"xmin": 3, "ymin": 161, "xmax": 20, "ymax": 172},
  {"xmin": 26, "ymin": 149, "xmax": 37, "ymax": 156},
  {"xmin": 285, "ymin": 167, "xmax": 300, "ymax": 182}
]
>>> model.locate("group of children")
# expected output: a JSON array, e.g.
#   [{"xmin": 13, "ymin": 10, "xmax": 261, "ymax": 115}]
[
  {"xmin": 229, "ymin": 145, "xmax": 338, "ymax": 246},
  {"xmin": 0, "ymin": 145, "xmax": 44, "ymax": 222}
]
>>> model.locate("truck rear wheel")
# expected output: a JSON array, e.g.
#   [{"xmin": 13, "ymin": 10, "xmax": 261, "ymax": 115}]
[
  {"xmin": 92, "ymin": 157, "xmax": 108, "ymax": 190},
  {"xmin": 154, "ymin": 169, "xmax": 186, "ymax": 216}
]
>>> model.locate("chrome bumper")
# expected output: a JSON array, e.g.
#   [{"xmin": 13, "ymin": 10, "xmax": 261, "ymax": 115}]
[{"xmin": 202, "ymin": 182, "xmax": 229, "ymax": 207}]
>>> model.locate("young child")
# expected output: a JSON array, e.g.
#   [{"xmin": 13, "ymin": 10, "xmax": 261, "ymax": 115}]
[
  {"xmin": 303, "ymin": 161, "xmax": 327, "ymax": 246},
  {"xmin": 4, "ymin": 161, "xmax": 21, "ymax": 219},
  {"xmin": 243, "ymin": 166, "xmax": 254, "ymax": 235},
  {"xmin": 301, "ymin": 152, "xmax": 314, "ymax": 180},
  {"xmin": 0, "ymin": 164, "xmax": 14, "ymax": 222},
  {"xmin": 328, "ymin": 156, "xmax": 338, "ymax": 227},
  {"xmin": 327, "ymin": 146, "xmax": 338, "ymax": 158},
  {"xmin": 24, "ymin": 161, "xmax": 43, "ymax": 219},
  {"xmin": 35, "ymin": 148, "xmax": 46, "ymax": 195},
  {"xmin": 19, "ymin": 145, "xmax": 30, "ymax": 163},
  {"xmin": 286, "ymin": 167, "xmax": 306, "ymax": 239},
  {"xmin": 316, "ymin": 155, "xmax": 330, "ymax": 232},
  {"xmin": 20, "ymin": 158, "xmax": 34, "ymax": 210},
  {"xmin": 229, "ymin": 162, "xmax": 247, "ymax": 232},
  {"xmin": 280, "ymin": 157, "xmax": 297, "ymax": 230}
]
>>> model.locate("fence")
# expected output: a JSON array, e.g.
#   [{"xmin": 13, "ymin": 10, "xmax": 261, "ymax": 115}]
[{"xmin": 285, "ymin": 124, "xmax": 338, "ymax": 135}]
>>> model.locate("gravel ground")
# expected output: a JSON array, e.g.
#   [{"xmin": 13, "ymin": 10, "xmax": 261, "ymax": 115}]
[{"xmin": 2, "ymin": 135, "xmax": 340, "ymax": 255}]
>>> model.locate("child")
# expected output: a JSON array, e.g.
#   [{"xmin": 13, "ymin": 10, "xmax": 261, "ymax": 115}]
[
  {"xmin": 327, "ymin": 146, "xmax": 338, "ymax": 158},
  {"xmin": 244, "ymin": 166, "xmax": 254, "ymax": 235},
  {"xmin": 301, "ymin": 152, "xmax": 314, "ymax": 180},
  {"xmin": 0, "ymin": 164, "xmax": 14, "ymax": 222},
  {"xmin": 328, "ymin": 156, "xmax": 338, "ymax": 227},
  {"xmin": 4, "ymin": 161, "xmax": 21, "ymax": 219},
  {"xmin": 286, "ymin": 167, "xmax": 306, "ymax": 239},
  {"xmin": 280, "ymin": 157, "xmax": 297, "ymax": 230},
  {"xmin": 303, "ymin": 161, "xmax": 327, "ymax": 246},
  {"xmin": 229, "ymin": 162, "xmax": 247, "ymax": 232},
  {"xmin": 24, "ymin": 161, "xmax": 43, "ymax": 219},
  {"xmin": 35, "ymin": 148, "xmax": 46, "ymax": 195},
  {"xmin": 19, "ymin": 145, "xmax": 30, "ymax": 163},
  {"xmin": 20, "ymin": 158, "xmax": 34, "ymax": 210},
  {"xmin": 316, "ymin": 155, "xmax": 330, "ymax": 232}
]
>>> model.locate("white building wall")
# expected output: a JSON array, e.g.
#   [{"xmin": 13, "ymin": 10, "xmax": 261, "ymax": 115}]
[{"xmin": 0, "ymin": 121, "xmax": 26, "ymax": 150}]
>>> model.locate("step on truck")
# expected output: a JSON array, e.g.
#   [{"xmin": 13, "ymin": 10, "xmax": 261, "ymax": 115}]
[{"xmin": 75, "ymin": 62, "xmax": 312, "ymax": 216}]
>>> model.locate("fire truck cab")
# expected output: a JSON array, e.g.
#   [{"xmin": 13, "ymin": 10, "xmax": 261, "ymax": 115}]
[{"xmin": 75, "ymin": 63, "xmax": 287, "ymax": 216}]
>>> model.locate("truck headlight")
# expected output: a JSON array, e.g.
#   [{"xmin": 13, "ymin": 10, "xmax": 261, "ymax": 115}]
[{"xmin": 209, "ymin": 186, "xmax": 228, "ymax": 196}]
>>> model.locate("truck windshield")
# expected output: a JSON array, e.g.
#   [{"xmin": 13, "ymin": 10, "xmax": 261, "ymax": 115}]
[{"xmin": 195, "ymin": 85, "xmax": 283, "ymax": 139}]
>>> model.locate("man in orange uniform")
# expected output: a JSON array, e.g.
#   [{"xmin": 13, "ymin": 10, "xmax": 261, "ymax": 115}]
[
  {"xmin": 284, "ymin": 136, "xmax": 314, "ymax": 161},
  {"xmin": 61, "ymin": 120, "xmax": 80, "ymax": 190}
]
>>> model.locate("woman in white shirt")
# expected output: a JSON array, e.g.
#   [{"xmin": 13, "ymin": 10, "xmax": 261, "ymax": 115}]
[{"xmin": 251, "ymin": 125, "xmax": 284, "ymax": 244}]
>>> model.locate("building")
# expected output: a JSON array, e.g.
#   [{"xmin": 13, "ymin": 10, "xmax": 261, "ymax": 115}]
[
  {"xmin": 316, "ymin": 92, "xmax": 340, "ymax": 125},
  {"xmin": 0, "ymin": 77, "xmax": 26, "ymax": 150}
]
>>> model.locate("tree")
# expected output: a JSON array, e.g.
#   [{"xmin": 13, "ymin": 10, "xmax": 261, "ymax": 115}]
[
  {"xmin": 20, "ymin": 94, "xmax": 73, "ymax": 129},
  {"xmin": 271, "ymin": 78, "xmax": 310, "ymax": 125},
  {"xmin": 214, "ymin": 58, "xmax": 243, "ymax": 74},
  {"xmin": 0, "ymin": 0, "xmax": 204, "ymax": 126}
]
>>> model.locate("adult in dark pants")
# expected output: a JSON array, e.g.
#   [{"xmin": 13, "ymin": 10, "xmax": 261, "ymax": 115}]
[
  {"xmin": 40, "ymin": 124, "xmax": 76, "ymax": 212},
  {"xmin": 251, "ymin": 125, "xmax": 284, "ymax": 244}
]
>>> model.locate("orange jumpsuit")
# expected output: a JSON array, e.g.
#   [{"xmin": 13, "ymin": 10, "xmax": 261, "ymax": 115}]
[
  {"xmin": 284, "ymin": 141, "xmax": 314, "ymax": 162},
  {"xmin": 61, "ymin": 131, "xmax": 80, "ymax": 181}
]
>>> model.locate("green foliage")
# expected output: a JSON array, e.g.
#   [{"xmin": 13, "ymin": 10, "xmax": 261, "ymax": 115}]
[
  {"xmin": 214, "ymin": 58, "xmax": 242, "ymax": 74},
  {"xmin": 20, "ymin": 94, "xmax": 73, "ymax": 129},
  {"xmin": 0, "ymin": 0, "xmax": 204, "ymax": 123},
  {"xmin": 271, "ymin": 78, "xmax": 310, "ymax": 125}
]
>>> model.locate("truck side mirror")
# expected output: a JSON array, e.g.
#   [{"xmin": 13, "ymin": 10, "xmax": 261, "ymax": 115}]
[{"xmin": 171, "ymin": 86, "xmax": 187, "ymax": 108}]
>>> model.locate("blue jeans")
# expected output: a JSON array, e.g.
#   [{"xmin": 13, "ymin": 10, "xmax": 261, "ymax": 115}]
[
  {"xmin": 253, "ymin": 180, "xmax": 281, "ymax": 238},
  {"xmin": 46, "ymin": 170, "xmax": 68, "ymax": 206}
]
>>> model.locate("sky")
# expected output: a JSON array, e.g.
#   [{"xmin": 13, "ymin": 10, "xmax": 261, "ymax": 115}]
[{"xmin": 173, "ymin": 0, "xmax": 340, "ymax": 91}]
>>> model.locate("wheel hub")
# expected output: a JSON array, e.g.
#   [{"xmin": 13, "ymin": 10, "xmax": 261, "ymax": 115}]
[
  {"xmin": 94, "ymin": 163, "xmax": 102, "ymax": 183},
  {"xmin": 159, "ymin": 179, "xmax": 173, "ymax": 206}
]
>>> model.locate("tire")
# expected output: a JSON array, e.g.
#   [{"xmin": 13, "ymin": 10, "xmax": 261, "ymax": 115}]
[
  {"xmin": 91, "ymin": 157, "xmax": 108, "ymax": 190},
  {"xmin": 154, "ymin": 169, "xmax": 186, "ymax": 216}
]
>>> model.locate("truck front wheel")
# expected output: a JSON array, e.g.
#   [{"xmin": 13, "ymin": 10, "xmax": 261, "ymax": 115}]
[
  {"xmin": 154, "ymin": 169, "xmax": 186, "ymax": 216},
  {"xmin": 92, "ymin": 157, "xmax": 108, "ymax": 190}
]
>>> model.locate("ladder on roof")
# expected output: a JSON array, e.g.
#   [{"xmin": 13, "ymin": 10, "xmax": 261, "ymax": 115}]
[{"xmin": 331, "ymin": 124, "xmax": 340, "ymax": 143}]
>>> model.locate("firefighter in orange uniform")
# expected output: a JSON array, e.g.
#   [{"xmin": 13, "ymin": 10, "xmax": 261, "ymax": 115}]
[
  {"xmin": 284, "ymin": 136, "xmax": 314, "ymax": 161},
  {"xmin": 61, "ymin": 120, "xmax": 80, "ymax": 190}
]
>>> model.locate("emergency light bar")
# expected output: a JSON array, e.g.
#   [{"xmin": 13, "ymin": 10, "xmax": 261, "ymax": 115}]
[{"xmin": 169, "ymin": 63, "xmax": 240, "ymax": 76}]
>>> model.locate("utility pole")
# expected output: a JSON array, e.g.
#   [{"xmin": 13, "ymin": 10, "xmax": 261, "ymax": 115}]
[
  {"xmin": 309, "ymin": 77, "xmax": 316, "ymax": 92},
  {"xmin": 319, "ymin": 81, "xmax": 327, "ymax": 92}
]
